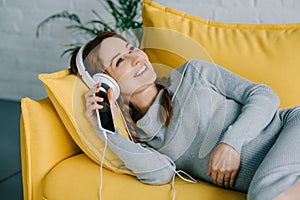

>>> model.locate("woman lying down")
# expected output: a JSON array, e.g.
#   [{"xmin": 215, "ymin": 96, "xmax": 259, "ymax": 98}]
[{"xmin": 70, "ymin": 31, "xmax": 300, "ymax": 200}]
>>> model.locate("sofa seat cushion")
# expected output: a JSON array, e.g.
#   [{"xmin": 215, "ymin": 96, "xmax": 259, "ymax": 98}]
[
  {"xmin": 44, "ymin": 153, "xmax": 246, "ymax": 200},
  {"xmin": 20, "ymin": 97, "xmax": 81, "ymax": 200}
]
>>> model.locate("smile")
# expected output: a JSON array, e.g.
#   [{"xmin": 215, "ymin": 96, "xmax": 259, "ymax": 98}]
[{"xmin": 134, "ymin": 65, "xmax": 147, "ymax": 77}]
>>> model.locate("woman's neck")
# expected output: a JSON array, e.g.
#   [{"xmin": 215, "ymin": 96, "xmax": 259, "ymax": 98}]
[{"xmin": 129, "ymin": 83, "xmax": 159, "ymax": 115}]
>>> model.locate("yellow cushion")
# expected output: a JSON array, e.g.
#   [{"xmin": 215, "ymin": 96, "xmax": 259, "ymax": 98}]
[
  {"xmin": 20, "ymin": 97, "xmax": 80, "ymax": 200},
  {"xmin": 141, "ymin": 0, "xmax": 300, "ymax": 108},
  {"xmin": 44, "ymin": 153, "xmax": 246, "ymax": 200},
  {"xmin": 38, "ymin": 69, "xmax": 133, "ymax": 175}
]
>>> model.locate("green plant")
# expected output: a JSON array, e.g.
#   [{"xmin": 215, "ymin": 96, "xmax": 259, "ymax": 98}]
[{"xmin": 36, "ymin": 0, "xmax": 143, "ymax": 57}]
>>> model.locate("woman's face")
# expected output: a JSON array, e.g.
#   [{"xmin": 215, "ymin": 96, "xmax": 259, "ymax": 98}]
[{"xmin": 98, "ymin": 37, "xmax": 157, "ymax": 96}]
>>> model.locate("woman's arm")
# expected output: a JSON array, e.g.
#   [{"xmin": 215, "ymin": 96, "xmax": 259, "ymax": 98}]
[
  {"xmin": 97, "ymin": 128, "xmax": 175, "ymax": 185},
  {"xmin": 186, "ymin": 59, "xmax": 279, "ymax": 187},
  {"xmin": 85, "ymin": 84, "xmax": 175, "ymax": 185},
  {"xmin": 189, "ymin": 59, "xmax": 280, "ymax": 154}
]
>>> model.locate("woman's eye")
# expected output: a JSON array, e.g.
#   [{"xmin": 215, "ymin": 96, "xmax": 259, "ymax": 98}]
[
  {"xmin": 116, "ymin": 57, "xmax": 124, "ymax": 67},
  {"xmin": 129, "ymin": 46, "xmax": 135, "ymax": 53}
]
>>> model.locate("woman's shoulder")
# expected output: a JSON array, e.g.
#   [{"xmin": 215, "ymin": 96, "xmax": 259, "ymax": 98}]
[
  {"xmin": 170, "ymin": 58, "xmax": 216, "ymax": 79},
  {"xmin": 168, "ymin": 59, "xmax": 223, "ymax": 93},
  {"xmin": 174, "ymin": 59, "xmax": 216, "ymax": 74},
  {"xmin": 168, "ymin": 59, "xmax": 206, "ymax": 93}
]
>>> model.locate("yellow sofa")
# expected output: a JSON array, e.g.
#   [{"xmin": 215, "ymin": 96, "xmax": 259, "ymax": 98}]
[{"xmin": 21, "ymin": 0, "xmax": 300, "ymax": 199}]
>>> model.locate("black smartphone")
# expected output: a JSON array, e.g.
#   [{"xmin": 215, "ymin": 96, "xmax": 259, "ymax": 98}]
[{"xmin": 95, "ymin": 90, "xmax": 116, "ymax": 134}]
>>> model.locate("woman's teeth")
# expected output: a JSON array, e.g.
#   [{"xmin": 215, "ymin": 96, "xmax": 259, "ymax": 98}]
[{"xmin": 134, "ymin": 65, "xmax": 147, "ymax": 77}]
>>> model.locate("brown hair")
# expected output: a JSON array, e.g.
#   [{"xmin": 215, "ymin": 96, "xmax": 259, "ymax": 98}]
[
  {"xmin": 70, "ymin": 31, "xmax": 173, "ymax": 140},
  {"xmin": 70, "ymin": 31, "xmax": 126, "ymax": 75}
]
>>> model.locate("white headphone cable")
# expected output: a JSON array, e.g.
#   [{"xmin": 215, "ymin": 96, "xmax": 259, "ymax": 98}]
[
  {"xmin": 115, "ymin": 101, "xmax": 135, "ymax": 142},
  {"xmin": 99, "ymin": 101, "xmax": 133, "ymax": 200},
  {"xmin": 164, "ymin": 152, "xmax": 197, "ymax": 200},
  {"xmin": 99, "ymin": 131, "xmax": 108, "ymax": 200}
]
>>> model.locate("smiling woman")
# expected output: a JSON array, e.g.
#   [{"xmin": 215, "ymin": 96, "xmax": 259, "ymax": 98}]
[
  {"xmin": 99, "ymin": 37, "xmax": 157, "ymax": 97},
  {"xmin": 69, "ymin": 31, "xmax": 300, "ymax": 200},
  {"xmin": 70, "ymin": 31, "xmax": 173, "ymax": 138}
]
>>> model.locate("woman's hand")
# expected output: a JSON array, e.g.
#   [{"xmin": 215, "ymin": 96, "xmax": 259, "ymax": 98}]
[
  {"xmin": 84, "ymin": 83, "xmax": 116, "ymax": 127},
  {"xmin": 207, "ymin": 143, "xmax": 240, "ymax": 188}
]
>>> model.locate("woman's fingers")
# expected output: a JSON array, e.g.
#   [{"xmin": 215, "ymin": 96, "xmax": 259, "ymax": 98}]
[
  {"xmin": 85, "ymin": 95, "xmax": 103, "ymax": 107},
  {"xmin": 87, "ymin": 101, "xmax": 102, "ymax": 112},
  {"xmin": 216, "ymin": 172, "xmax": 225, "ymax": 187},
  {"xmin": 107, "ymin": 88, "xmax": 116, "ymax": 120},
  {"xmin": 230, "ymin": 171, "xmax": 237, "ymax": 188},
  {"xmin": 84, "ymin": 83, "xmax": 117, "ymax": 126},
  {"xmin": 85, "ymin": 83, "xmax": 100, "ymax": 98},
  {"xmin": 223, "ymin": 173, "xmax": 231, "ymax": 188},
  {"xmin": 84, "ymin": 83, "xmax": 103, "ymax": 127},
  {"xmin": 209, "ymin": 168, "xmax": 236, "ymax": 188},
  {"xmin": 209, "ymin": 166, "xmax": 227, "ymax": 187},
  {"xmin": 207, "ymin": 143, "xmax": 240, "ymax": 188},
  {"xmin": 107, "ymin": 87, "xmax": 114, "ymax": 102},
  {"xmin": 207, "ymin": 160, "xmax": 212, "ymax": 176},
  {"xmin": 211, "ymin": 171, "xmax": 218, "ymax": 185}
]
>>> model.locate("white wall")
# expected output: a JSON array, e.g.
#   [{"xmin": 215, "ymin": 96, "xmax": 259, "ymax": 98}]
[
  {"xmin": 156, "ymin": 0, "xmax": 300, "ymax": 24},
  {"xmin": 0, "ymin": 0, "xmax": 112, "ymax": 101},
  {"xmin": 1, "ymin": 0, "xmax": 300, "ymax": 101}
]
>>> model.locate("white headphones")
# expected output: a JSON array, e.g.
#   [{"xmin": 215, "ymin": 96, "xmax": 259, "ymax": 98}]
[
  {"xmin": 76, "ymin": 41, "xmax": 120, "ymax": 101},
  {"xmin": 76, "ymin": 39, "xmax": 135, "ymax": 141}
]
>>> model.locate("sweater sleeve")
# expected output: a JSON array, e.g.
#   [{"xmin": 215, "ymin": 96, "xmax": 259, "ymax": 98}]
[
  {"xmin": 96, "ymin": 127, "xmax": 175, "ymax": 185},
  {"xmin": 189, "ymin": 59, "xmax": 280, "ymax": 154}
]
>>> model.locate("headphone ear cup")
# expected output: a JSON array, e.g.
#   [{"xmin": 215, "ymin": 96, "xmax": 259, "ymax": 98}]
[{"xmin": 92, "ymin": 73, "xmax": 120, "ymax": 101}]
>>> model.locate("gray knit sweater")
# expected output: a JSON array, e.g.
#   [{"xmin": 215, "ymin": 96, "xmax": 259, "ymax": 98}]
[{"xmin": 97, "ymin": 59, "xmax": 285, "ymax": 192}]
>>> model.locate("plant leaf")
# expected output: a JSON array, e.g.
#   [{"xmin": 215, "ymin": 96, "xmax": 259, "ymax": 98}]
[
  {"xmin": 36, "ymin": 0, "xmax": 143, "ymax": 58},
  {"xmin": 60, "ymin": 45, "xmax": 81, "ymax": 58},
  {"xmin": 86, "ymin": 20, "xmax": 114, "ymax": 31},
  {"xmin": 65, "ymin": 25, "xmax": 101, "ymax": 37},
  {"xmin": 36, "ymin": 11, "xmax": 81, "ymax": 38}
]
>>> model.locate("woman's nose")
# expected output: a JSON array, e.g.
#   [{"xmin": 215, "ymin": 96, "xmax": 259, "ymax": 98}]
[{"xmin": 130, "ymin": 51, "xmax": 142, "ymax": 66}]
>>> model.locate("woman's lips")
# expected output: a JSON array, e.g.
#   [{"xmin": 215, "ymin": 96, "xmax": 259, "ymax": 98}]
[{"xmin": 134, "ymin": 65, "xmax": 147, "ymax": 77}]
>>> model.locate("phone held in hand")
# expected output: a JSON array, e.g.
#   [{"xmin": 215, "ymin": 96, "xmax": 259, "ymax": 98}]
[{"xmin": 95, "ymin": 90, "xmax": 116, "ymax": 134}]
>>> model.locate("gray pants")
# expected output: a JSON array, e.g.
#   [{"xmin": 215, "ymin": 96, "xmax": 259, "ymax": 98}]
[{"xmin": 248, "ymin": 107, "xmax": 300, "ymax": 200}]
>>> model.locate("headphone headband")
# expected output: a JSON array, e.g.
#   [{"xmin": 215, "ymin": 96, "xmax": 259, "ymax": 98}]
[
  {"xmin": 76, "ymin": 42, "xmax": 96, "ymax": 89},
  {"xmin": 75, "ymin": 41, "xmax": 120, "ymax": 100}
]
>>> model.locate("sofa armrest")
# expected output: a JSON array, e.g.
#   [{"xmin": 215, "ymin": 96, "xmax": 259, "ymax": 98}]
[{"xmin": 21, "ymin": 97, "xmax": 81, "ymax": 200}]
